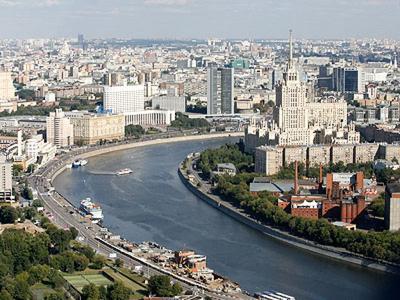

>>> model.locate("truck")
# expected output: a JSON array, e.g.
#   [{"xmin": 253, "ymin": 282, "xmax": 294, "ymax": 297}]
[{"xmin": 108, "ymin": 253, "xmax": 117, "ymax": 259}]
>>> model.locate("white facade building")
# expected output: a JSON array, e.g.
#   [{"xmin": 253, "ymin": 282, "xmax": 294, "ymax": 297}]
[
  {"xmin": 124, "ymin": 110, "xmax": 175, "ymax": 126},
  {"xmin": 152, "ymin": 96, "xmax": 186, "ymax": 112},
  {"xmin": 104, "ymin": 85, "xmax": 145, "ymax": 114},
  {"xmin": 0, "ymin": 72, "xmax": 16, "ymax": 100},
  {"xmin": 0, "ymin": 155, "xmax": 13, "ymax": 202},
  {"xmin": 46, "ymin": 109, "xmax": 74, "ymax": 147}
]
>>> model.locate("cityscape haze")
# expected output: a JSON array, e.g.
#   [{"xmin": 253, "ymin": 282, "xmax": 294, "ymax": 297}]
[{"xmin": 0, "ymin": 1, "xmax": 400, "ymax": 300}]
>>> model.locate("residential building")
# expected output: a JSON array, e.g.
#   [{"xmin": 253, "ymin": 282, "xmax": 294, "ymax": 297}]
[
  {"xmin": 0, "ymin": 72, "xmax": 16, "ymax": 100},
  {"xmin": 255, "ymin": 146, "xmax": 284, "ymax": 175},
  {"xmin": 385, "ymin": 183, "xmax": 400, "ymax": 231},
  {"xmin": 46, "ymin": 109, "xmax": 74, "ymax": 147},
  {"xmin": 0, "ymin": 155, "xmax": 12, "ymax": 202}
]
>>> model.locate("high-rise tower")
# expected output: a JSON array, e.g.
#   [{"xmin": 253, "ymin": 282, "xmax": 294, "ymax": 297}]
[
  {"xmin": 207, "ymin": 65, "xmax": 234, "ymax": 115},
  {"xmin": 274, "ymin": 30, "xmax": 311, "ymax": 146}
]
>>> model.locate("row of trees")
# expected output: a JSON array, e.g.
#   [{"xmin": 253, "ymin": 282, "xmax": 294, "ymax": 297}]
[
  {"xmin": 216, "ymin": 174, "xmax": 400, "ymax": 264},
  {"xmin": 170, "ymin": 112, "xmax": 210, "ymax": 129},
  {"xmin": 81, "ymin": 281, "xmax": 131, "ymax": 300}
]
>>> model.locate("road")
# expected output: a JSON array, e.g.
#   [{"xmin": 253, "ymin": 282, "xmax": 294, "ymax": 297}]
[{"xmin": 28, "ymin": 135, "xmax": 250, "ymax": 300}]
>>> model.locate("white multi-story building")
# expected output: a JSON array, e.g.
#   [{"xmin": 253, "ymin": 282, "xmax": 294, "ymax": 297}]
[
  {"xmin": 46, "ymin": 109, "xmax": 74, "ymax": 148},
  {"xmin": 152, "ymin": 96, "xmax": 186, "ymax": 113},
  {"xmin": 0, "ymin": 155, "xmax": 13, "ymax": 202},
  {"xmin": 103, "ymin": 85, "xmax": 145, "ymax": 114},
  {"xmin": 124, "ymin": 110, "xmax": 175, "ymax": 126},
  {"xmin": 0, "ymin": 72, "xmax": 16, "ymax": 100}
]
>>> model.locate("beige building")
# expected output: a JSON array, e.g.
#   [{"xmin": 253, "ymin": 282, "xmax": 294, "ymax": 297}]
[
  {"xmin": 69, "ymin": 112, "xmax": 125, "ymax": 145},
  {"xmin": 308, "ymin": 145, "xmax": 331, "ymax": 167},
  {"xmin": 354, "ymin": 143, "xmax": 379, "ymax": 163},
  {"xmin": 284, "ymin": 146, "xmax": 308, "ymax": 165},
  {"xmin": 0, "ymin": 72, "xmax": 16, "ymax": 100},
  {"xmin": 331, "ymin": 144, "xmax": 355, "ymax": 164},
  {"xmin": 0, "ymin": 156, "xmax": 13, "ymax": 202},
  {"xmin": 385, "ymin": 183, "xmax": 400, "ymax": 231},
  {"xmin": 382, "ymin": 144, "xmax": 400, "ymax": 162},
  {"xmin": 46, "ymin": 109, "xmax": 74, "ymax": 148},
  {"xmin": 255, "ymin": 146, "xmax": 283, "ymax": 175},
  {"xmin": 307, "ymin": 98, "xmax": 347, "ymax": 129}
]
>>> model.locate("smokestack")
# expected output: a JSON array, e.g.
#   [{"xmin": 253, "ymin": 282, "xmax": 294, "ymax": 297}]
[
  {"xmin": 294, "ymin": 161, "xmax": 299, "ymax": 195},
  {"xmin": 319, "ymin": 163, "xmax": 323, "ymax": 185}
]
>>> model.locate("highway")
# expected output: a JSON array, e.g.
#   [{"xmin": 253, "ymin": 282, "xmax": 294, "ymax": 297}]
[{"xmin": 28, "ymin": 135, "xmax": 250, "ymax": 300}]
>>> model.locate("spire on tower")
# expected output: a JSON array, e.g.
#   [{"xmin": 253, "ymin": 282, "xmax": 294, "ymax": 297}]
[{"xmin": 288, "ymin": 29, "xmax": 293, "ymax": 69}]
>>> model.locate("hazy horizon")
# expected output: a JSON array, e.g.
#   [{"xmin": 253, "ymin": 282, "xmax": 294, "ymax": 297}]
[{"xmin": 0, "ymin": 0, "xmax": 399, "ymax": 40}]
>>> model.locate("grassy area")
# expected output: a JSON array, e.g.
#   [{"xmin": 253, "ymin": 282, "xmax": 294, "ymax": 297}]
[
  {"xmin": 64, "ymin": 273, "xmax": 113, "ymax": 292},
  {"xmin": 31, "ymin": 283, "xmax": 59, "ymax": 299},
  {"xmin": 118, "ymin": 268, "xmax": 147, "ymax": 286},
  {"xmin": 103, "ymin": 269, "xmax": 147, "ymax": 300}
]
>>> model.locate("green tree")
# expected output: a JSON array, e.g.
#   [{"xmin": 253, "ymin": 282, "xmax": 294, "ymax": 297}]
[
  {"xmin": 28, "ymin": 265, "xmax": 50, "ymax": 285},
  {"xmin": 47, "ymin": 269, "xmax": 64, "ymax": 289},
  {"xmin": 114, "ymin": 258, "xmax": 124, "ymax": 268},
  {"xmin": 0, "ymin": 289, "xmax": 13, "ymax": 300},
  {"xmin": 27, "ymin": 164, "xmax": 36, "ymax": 174},
  {"xmin": 13, "ymin": 272, "xmax": 32, "ymax": 300},
  {"xmin": 148, "ymin": 275, "xmax": 182, "ymax": 297},
  {"xmin": 12, "ymin": 165, "xmax": 23, "ymax": 177},
  {"xmin": 91, "ymin": 255, "xmax": 106, "ymax": 270},
  {"xmin": 0, "ymin": 207, "xmax": 18, "ymax": 224},
  {"xmin": 73, "ymin": 254, "xmax": 89, "ymax": 271},
  {"xmin": 82, "ymin": 283, "xmax": 100, "ymax": 300},
  {"xmin": 107, "ymin": 281, "xmax": 131, "ymax": 300},
  {"xmin": 44, "ymin": 292, "xmax": 65, "ymax": 300},
  {"xmin": 125, "ymin": 125, "xmax": 145, "ymax": 138}
]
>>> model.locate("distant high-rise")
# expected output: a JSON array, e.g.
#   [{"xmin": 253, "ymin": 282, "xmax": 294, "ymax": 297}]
[
  {"xmin": 78, "ymin": 33, "xmax": 85, "ymax": 49},
  {"xmin": 0, "ymin": 72, "xmax": 16, "ymax": 100},
  {"xmin": 207, "ymin": 65, "xmax": 234, "ymax": 115},
  {"xmin": 103, "ymin": 85, "xmax": 145, "ymax": 114}
]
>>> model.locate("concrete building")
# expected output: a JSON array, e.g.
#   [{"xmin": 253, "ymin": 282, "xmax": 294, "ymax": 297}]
[
  {"xmin": 354, "ymin": 143, "xmax": 379, "ymax": 163},
  {"xmin": 152, "ymin": 95, "xmax": 186, "ymax": 112},
  {"xmin": 331, "ymin": 144, "xmax": 355, "ymax": 164},
  {"xmin": 0, "ymin": 72, "xmax": 16, "ymax": 100},
  {"xmin": 103, "ymin": 85, "xmax": 145, "ymax": 114},
  {"xmin": 68, "ymin": 112, "xmax": 125, "ymax": 145},
  {"xmin": 255, "ymin": 146, "xmax": 284, "ymax": 175},
  {"xmin": 332, "ymin": 66, "xmax": 363, "ymax": 93},
  {"xmin": 0, "ymin": 155, "xmax": 12, "ymax": 202},
  {"xmin": 284, "ymin": 146, "xmax": 308, "ymax": 165},
  {"xmin": 124, "ymin": 110, "xmax": 175, "ymax": 126},
  {"xmin": 307, "ymin": 98, "xmax": 347, "ymax": 129},
  {"xmin": 308, "ymin": 145, "xmax": 331, "ymax": 167},
  {"xmin": 46, "ymin": 109, "xmax": 74, "ymax": 148},
  {"xmin": 207, "ymin": 65, "xmax": 234, "ymax": 115},
  {"xmin": 385, "ymin": 183, "xmax": 400, "ymax": 231}
]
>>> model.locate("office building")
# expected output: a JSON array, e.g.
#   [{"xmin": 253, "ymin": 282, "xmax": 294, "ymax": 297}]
[
  {"xmin": 207, "ymin": 65, "xmax": 234, "ymax": 115},
  {"xmin": 68, "ymin": 112, "xmax": 125, "ymax": 145},
  {"xmin": 385, "ymin": 183, "xmax": 400, "ymax": 231},
  {"xmin": 152, "ymin": 95, "xmax": 186, "ymax": 112},
  {"xmin": 46, "ymin": 108, "xmax": 74, "ymax": 148},
  {"xmin": 103, "ymin": 85, "xmax": 145, "ymax": 114},
  {"xmin": 332, "ymin": 67, "xmax": 363, "ymax": 93},
  {"xmin": 0, "ymin": 156, "xmax": 13, "ymax": 202}
]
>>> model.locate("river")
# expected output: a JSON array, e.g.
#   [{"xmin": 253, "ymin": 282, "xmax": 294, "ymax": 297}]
[{"xmin": 53, "ymin": 138, "xmax": 400, "ymax": 300}]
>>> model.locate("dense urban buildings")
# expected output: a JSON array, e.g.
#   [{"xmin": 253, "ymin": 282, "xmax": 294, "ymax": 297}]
[{"xmin": 103, "ymin": 85, "xmax": 145, "ymax": 114}]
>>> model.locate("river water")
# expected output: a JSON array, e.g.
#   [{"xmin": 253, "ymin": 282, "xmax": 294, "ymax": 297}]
[{"xmin": 54, "ymin": 138, "xmax": 400, "ymax": 300}]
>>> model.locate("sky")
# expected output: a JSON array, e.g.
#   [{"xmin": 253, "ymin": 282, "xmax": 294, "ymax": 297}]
[{"xmin": 0, "ymin": 0, "xmax": 399, "ymax": 39}]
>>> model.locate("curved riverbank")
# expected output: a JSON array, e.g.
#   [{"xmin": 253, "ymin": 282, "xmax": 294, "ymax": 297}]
[
  {"xmin": 49, "ymin": 132, "xmax": 243, "ymax": 184},
  {"xmin": 178, "ymin": 158, "xmax": 400, "ymax": 275}
]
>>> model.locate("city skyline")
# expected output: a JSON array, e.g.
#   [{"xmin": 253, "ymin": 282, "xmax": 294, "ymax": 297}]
[{"xmin": 0, "ymin": 0, "xmax": 400, "ymax": 39}]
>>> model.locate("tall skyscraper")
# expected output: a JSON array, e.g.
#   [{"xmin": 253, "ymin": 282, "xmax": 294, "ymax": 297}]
[
  {"xmin": 332, "ymin": 66, "xmax": 362, "ymax": 93},
  {"xmin": 207, "ymin": 65, "xmax": 234, "ymax": 115},
  {"xmin": 103, "ymin": 85, "xmax": 145, "ymax": 114},
  {"xmin": 46, "ymin": 108, "xmax": 74, "ymax": 147},
  {"xmin": 273, "ymin": 30, "xmax": 311, "ymax": 146},
  {"xmin": 0, "ymin": 72, "xmax": 16, "ymax": 100},
  {"xmin": 78, "ymin": 33, "xmax": 85, "ymax": 49}
]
